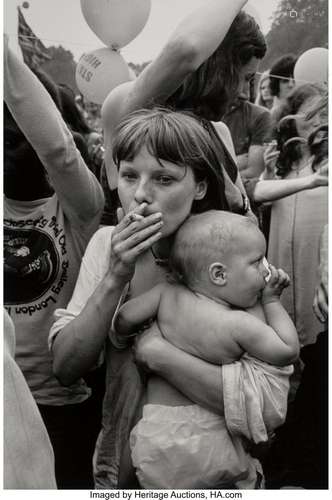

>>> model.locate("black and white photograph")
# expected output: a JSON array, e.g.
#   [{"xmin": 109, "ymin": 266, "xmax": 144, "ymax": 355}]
[{"xmin": 3, "ymin": 0, "xmax": 329, "ymax": 496}]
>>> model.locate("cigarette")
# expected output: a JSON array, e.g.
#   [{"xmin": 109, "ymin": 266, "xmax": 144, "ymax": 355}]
[{"xmin": 128, "ymin": 213, "xmax": 144, "ymax": 222}]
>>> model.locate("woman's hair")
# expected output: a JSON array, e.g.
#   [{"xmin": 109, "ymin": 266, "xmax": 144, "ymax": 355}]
[
  {"xmin": 58, "ymin": 84, "xmax": 92, "ymax": 135},
  {"xmin": 255, "ymin": 70, "xmax": 271, "ymax": 107},
  {"xmin": 269, "ymin": 54, "xmax": 297, "ymax": 97},
  {"xmin": 113, "ymin": 107, "xmax": 232, "ymax": 212},
  {"xmin": 275, "ymin": 83, "xmax": 325, "ymax": 177},
  {"xmin": 166, "ymin": 12, "xmax": 266, "ymax": 121}
]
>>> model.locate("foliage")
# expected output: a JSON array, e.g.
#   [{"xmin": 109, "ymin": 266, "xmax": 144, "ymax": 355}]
[
  {"xmin": 40, "ymin": 45, "xmax": 79, "ymax": 93},
  {"xmin": 260, "ymin": 0, "xmax": 328, "ymax": 71}
]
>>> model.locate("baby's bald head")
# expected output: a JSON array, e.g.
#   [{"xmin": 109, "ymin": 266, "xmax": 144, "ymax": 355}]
[{"xmin": 170, "ymin": 210, "xmax": 259, "ymax": 287}]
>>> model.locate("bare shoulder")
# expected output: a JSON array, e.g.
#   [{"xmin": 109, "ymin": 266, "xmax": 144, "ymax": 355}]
[{"xmin": 224, "ymin": 308, "xmax": 260, "ymax": 333}]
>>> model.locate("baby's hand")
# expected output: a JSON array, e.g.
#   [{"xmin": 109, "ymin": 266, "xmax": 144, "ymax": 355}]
[{"xmin": 262, "ymin": 265, "xmax": 290, "ymax": 304}]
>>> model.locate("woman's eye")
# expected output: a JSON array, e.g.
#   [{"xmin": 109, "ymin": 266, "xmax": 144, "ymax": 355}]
[
  {"xmin": 121, "ymin": 172, "xmax": 137, "ymax": 181},
  {"xmin": 156, "ymin": 176, "xmax": 173, "ymax": 185}
]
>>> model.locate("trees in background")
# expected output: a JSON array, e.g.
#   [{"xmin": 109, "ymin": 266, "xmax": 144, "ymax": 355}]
[{"xmin": 261, "ymin": 0, "xmax": 328, "ymax": 70}]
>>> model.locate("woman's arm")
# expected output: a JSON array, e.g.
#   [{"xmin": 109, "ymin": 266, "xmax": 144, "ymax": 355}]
[
  {"xmin": 102, "ymin": 0, "xmax": 247, "ymax": 189},
  {"xmin": 51, "ymin": 205, "xmax": 163, "ymax": 385},
  {"xmin": 253, "ymin": 163, "xmax": 328, "ymax": 203},
  {"xmin": 133, "ymin": 325, "xmax": 224, "ymax": 414},
  {"xmin": 3, "ymin": 36, "xmax": 104, "ymax": 221}
]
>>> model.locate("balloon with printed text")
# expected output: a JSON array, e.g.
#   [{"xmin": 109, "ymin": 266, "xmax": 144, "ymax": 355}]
[
  {"xmin": 294, "ymin": 48, "xmax": 328, "ymax": 86},
  {"xmin": 80, "ymin": 0, "xmax": 151, "ymax": 49},
  {"xmin": 75, "ymin": 48, "xmax": 130, "ymax": 105}
]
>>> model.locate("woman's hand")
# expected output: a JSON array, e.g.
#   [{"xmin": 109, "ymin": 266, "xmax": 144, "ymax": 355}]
[
  {"xmin": 108, "ymin": 203, "xmax": 163, "ymax": 284},
  {"xmin": 310, "ymin": 162, "xmax": 328, "ymax": 188},
  {"xmin": 133, "ymin": 322, "xmax": 165, "ymax": 373}
]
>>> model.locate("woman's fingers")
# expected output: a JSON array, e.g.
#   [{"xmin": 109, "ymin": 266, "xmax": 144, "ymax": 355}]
[
  {"xmin": 117, "ymin": 203, "xmax": 148, "ymax": 228},
  {"xmin": 117, "ymin": 207, "xmax": 125, "ymax": 223},
  {"xmin": 119, "ymin": 212, "xmax": 162, "ymax": 240},
  {"xmin": 114, "ymin": 220, "xmax": 163, "ymax": 255}
]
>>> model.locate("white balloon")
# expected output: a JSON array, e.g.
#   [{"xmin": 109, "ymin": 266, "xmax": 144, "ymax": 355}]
[
  {"xmin": 80, "ymin": 0, "xmax": 151, "ymax": 49},
  {"xmin": 76, "ymin": 48, "xmax": 130, "ymax": 105},
  {"xmin": 294, "ymin": 47, "xmax": 328, "ymax": 85}
]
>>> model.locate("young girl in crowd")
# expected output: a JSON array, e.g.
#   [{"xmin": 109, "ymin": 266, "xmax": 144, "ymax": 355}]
[
  {"xmin": 115, "ymin": 211, "xmax": 298, "ymax": 489},
  {"xmin": 255, "ymin": 71, "xmax": 273, "ymax": 109}
]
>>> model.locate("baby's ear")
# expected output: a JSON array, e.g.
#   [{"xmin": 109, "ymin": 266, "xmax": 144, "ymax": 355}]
[{"xmin": 209, "ymin": 262, "xmax": 227, "ymax": 286}]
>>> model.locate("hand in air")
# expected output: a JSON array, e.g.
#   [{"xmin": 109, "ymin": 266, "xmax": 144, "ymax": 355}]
[
  {"xmin": 262, "ymin": 265, "xmax": 290, "ymax": 304},
  {"xmin": 109, "ymin": 203, "xmax": 163, "ymax": 284},
  {"xmin": 311, "ymin": 162, "xmax": 328, "ymax": 188}
]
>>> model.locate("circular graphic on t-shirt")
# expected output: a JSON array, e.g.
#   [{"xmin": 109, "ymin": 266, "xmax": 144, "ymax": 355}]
[{"xmin": 4, "ymin": 227, "xmax": 60, "ymax": 304}]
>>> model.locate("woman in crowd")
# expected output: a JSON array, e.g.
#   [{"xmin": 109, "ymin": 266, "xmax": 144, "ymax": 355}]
[
  {"xmin": 50, "ymin": 107, "xmax": 291, "ymax": 488},
  {"xmin": 255, "ymin": 70, "xmax": 273, "ymax": 109},
  {"xmin": 50, "ymin": 0, "xmax": 291, "ymax": 489},
  {"xmin": 260, "ymin": 84, "xmax": 327, "ymax": 346},
  {"xmin": 101, "ymin": 0, "xmax": 266, "ymax": 217}
]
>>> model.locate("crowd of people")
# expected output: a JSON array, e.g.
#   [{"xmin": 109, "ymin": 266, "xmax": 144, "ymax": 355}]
[{"xmin": 3, "ymin": 0, "xmax": 328, "ymax": 491}]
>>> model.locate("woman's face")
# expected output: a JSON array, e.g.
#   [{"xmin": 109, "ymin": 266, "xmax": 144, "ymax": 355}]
[
  {"xmin": 279, "ymin": 78, "xmax": 295, "ymax": 100},
  {"xmin": 237, "ymin": 57, "xmax": 260, "ymax": 99},
  {"xmin": 117, "ymin": 146, "xmax": 207, "ymax": 238},
  {"xmin": 260, "ymin": 79, "xmax": 272, "ymax": 101},
  {"xmin": 295, "ymin": 95, "xmax": 326, "ymax": 140}
]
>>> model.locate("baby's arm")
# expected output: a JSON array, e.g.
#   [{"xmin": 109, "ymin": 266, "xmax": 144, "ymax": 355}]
[
  {"xmin": 114, "ymin": 283, "xmax": 165, "ymax": 337},
  {"xmin": 233, "ymin": 266, "xmax": 299, "ymax": 366}
]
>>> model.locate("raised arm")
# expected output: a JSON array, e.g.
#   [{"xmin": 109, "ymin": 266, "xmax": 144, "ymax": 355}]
[
  {"xmin": 102, "ymin": 0, "xmax": 248, "ymax": 189},
  {"xmin": 3, "ymin": 36, "xmax": 104, "ymax": 221}
]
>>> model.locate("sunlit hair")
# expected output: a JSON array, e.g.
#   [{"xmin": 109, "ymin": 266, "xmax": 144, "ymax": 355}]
[
  {"xmin": 169, "ymin": 210, "xmax": 256, "ymax": 287},
  {"xmin": 255, "ymin": 70, "xmax": 272, "ymax": 108},
  {"xmin": 113, "ymin": 108, "xmax": 231, "ymax": 212},
  {"xmin": 166, "ymin": 12, "xmax": 266, "ymax": 121},
  {"xmin": 274, "ymin": 84, "xmax": 325, "ymax": 177}
]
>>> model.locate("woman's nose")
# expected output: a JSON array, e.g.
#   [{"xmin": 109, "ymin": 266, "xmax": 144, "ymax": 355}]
[{"xmin": 134, "ymin": 180, "xmax": 153, "ymax": 204}]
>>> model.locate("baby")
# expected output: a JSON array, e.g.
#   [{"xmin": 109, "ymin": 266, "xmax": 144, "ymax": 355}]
[{"xmin": 114, "ymin": 210, "xmax": 299, "ymax": 489}]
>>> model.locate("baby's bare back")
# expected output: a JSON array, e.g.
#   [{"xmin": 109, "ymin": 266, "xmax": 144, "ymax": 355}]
[{"xmin": 157, "ymin": 283, "xmax": 244, "ymax": 365}]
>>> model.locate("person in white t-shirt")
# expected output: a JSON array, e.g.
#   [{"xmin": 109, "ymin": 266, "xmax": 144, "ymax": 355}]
[{"xmin": 3, "ymin": 36, "xmax": 104, "ymax": 489}]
